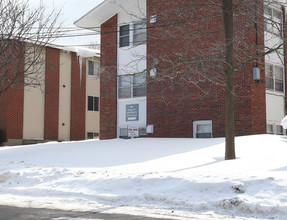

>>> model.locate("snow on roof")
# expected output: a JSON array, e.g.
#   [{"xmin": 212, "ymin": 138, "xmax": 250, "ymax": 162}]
[{"xmin": 63, "ymin": 46, "xmax": 100, "ymax": 58}]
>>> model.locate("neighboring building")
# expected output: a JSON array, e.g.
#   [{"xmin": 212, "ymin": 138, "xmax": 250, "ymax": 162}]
[
  {"xmin": 75, "ymin": 0, "xmax": 286, "ymax": 139},
  {"xmin": 0, "ymin": 44, "xmax": 100, "ymax": 146}
]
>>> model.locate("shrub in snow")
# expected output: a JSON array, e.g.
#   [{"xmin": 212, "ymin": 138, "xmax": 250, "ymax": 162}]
[{"xmin": 232, "ymin": 184, "xmax": 246, "ymax": 194}]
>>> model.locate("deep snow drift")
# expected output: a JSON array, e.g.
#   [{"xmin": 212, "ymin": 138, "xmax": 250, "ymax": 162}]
[{"xmin": 0, "ymin": 135, "xmax": 287, "ymax": 219}]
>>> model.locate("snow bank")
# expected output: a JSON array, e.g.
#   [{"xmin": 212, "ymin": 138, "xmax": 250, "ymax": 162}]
[
  {"xmin": 281, "ymin": 115, "xmax": 287, "ymax": 129},
  {"xmin": 0, "ymin": 135, "xmax": 287, "ymax": 219}
]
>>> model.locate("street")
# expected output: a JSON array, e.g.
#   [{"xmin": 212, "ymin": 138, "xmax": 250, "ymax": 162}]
[{"xmin": 0, "ymin": 205, "xmax": 176, "ymax": 220}]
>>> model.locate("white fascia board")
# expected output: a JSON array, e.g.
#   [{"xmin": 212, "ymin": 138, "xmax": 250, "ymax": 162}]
[{"xmin": 74, "ymin": 0, "xmax": 133, "ymax": 30}]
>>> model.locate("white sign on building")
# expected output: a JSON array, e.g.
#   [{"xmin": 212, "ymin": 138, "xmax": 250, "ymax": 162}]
[{"xmin": 128, "ymin": 125, "xmax": 139, "ymax": 138}]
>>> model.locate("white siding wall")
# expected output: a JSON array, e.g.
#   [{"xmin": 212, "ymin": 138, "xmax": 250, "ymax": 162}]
[
  {"xmin": 264, "ymin": 7, "xmax": 285, "ymax": 134},
  {"xmin": 117, "ymin": 0, "xmax": 147, "ymax": 136},
  {"xmin": 58, "ymin": 51, "xmax": 72, "ymax": 141},
  {"xmin": 23, "ymin": 47, "xmax": 45, "ymax": 140}
]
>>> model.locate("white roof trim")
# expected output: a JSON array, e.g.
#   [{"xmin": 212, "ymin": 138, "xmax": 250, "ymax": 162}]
[{"xmin": 74, "ymin": 0, "xmax": 135, "ymax": 30}]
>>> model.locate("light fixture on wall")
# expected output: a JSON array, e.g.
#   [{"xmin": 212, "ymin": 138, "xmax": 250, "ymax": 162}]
[{"xmin": 253, "ymin": 67, "xmax": 260, "ymax": 80}]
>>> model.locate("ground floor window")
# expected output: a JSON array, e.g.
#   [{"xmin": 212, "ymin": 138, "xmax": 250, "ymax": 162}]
[
  {"xmin": 267, "ymin": 124, "xmax": 284, "ymax": 135},
  {"xmin": 119, "ymin": 126, "xmax": 146, "ymax": 138},
  {"xmin": 193, "ymin": 120, "xmax": 212, "ymax": 138},
  {"xmin": 87, "ymin": 132, "xmax": 99, "ymax": 139}
]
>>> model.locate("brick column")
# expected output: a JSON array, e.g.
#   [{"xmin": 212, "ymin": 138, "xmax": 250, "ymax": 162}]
[
  {"xmin": 100, "ymin": 15, "xmax": 118, "ymax": 140},
  {"xmin": 70, "ymin": 53, "xmax": 86, "ymax": 141},
  {"xmin": 44, "ymin": 47, "xmax": 60, "ymax": 140}
]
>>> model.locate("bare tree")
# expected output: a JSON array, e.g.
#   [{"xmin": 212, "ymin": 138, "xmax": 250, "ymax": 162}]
[
  {"xmin": 97, "ymin": 0, "xmax": 285, "ymax": 158},
  {"xmin": 0, "ymin": 0, "xmax": 62, "ymax": 95},
  {"xmin": 141, "ymin": 0, "xmax": 286, "ymax": 160}
]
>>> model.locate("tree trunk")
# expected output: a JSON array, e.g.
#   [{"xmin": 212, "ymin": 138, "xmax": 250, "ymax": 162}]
[{"xmin": 222, "ymin": 0, "xmax": 236, "ymax": 160}]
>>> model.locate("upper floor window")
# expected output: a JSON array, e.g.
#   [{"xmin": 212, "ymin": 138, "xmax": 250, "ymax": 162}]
[
  {"xmin": 88, "ymin": 61, "xmax": 100, "ymax": 77},
  {"xmin": 119, "ymin": 25, "xmax": 130, "ymax": 47},
  {"xmin": 265, "ymin": 63, "xmax": 284, "ymax": 93},
  {"xmin": 118, "ymin": 73, "xmax": 146, "ymax": 99},
  {"xmin": 264, "ymin": 6, "xmax": 283, "ymax": 37},
  {"xmin": 133, "ymin": 23, "xmax": 146, "ymax": 46}
]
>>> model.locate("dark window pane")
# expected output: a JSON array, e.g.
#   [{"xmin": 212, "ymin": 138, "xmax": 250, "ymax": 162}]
[
  {"xmin": 88, "ymin": 96, "xmax": 93, "ymax": 111},
  {"xmin": 88, "ymin": 61, "xmax": 94, "ymax": 75},
  {"xmin": 275, "ymin": 81, "xmax": 283, "ymax": 92},
  {"xmin": 94, "ymin": 97, "xmax": 99, "ymax": 111},
  {"xmin": 133, "ymin": 86, "xmax": 146, "ymax": 97},
  {"xmin": 196, "ymin": 133, "xmax": 212, "ymax": 138},
  {"xmin": 120, "ymin": 25, "xmax": 129, "ymax": 36},
  {"xmin": 120, "ymin": 36, "xmax": 129, "ymax": 47},
  {"xmin": 87, "ymin": 132, "xmax": 94, "ymax": 139},
  {"xmin": 119, "ymin": 88, "xmax": 131, "ymax": 98}
]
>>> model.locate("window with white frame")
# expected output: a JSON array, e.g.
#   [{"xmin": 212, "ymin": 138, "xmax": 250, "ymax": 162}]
[
  {"xmin": 133, "ymin": 23, "xmax": 146, "ymax": 46},
  {"xmin": 193, "ymin": 120, "xmax": 213, "ymax": 138},
  {"xmin": 118, "ymin": 74, "xmax": 146, "ymax": 99},
  {"xmin": 265, "ymin": 63, "xmax": 284, "ymax": 92},
  {"xmin": 88, "ymin": 61, "xmax": 100, "ymax": 77},
  {"xmin": 88, "ymin": 96, "xmax": 99, "ymax": 111},
  {"xmin": 264, "ymin": 6, "xmax": 283, "ymax": 36},
  {"xmin": 119, "ymin": 25, "xmax": 130, "ymax": 47}
]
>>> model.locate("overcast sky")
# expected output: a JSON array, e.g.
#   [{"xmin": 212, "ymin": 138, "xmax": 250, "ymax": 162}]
[{"xmin": 30, "ymin": 0, "xmax": 105, "ymax": 46}]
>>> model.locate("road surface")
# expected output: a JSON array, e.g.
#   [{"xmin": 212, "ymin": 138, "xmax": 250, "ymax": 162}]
[{"xmin": 0, "ymin": 205, "xmax": 177, "ymax": 220}]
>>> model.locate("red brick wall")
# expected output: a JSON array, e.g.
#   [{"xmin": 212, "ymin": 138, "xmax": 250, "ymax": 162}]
[
  {"xmin": 6, "ymin": 83, "xmax": 24, "ymax": 140},
  {"xmin": 44, "ymin": 47, "xmax": 60, "ymax": 140},
  {"xmin": 70, "ymin": 52, "xmax": 86, "ymax": 141},
  {"xmin": 146, "ymin": 0, "xmax": 266, "ymax": 137},
  {"xmin": 100, "ymin": 15, "xmax": 118, "ymax": 139},
  {"xmin": 0, "ymin": 93, "xmax": 7, "ymax": 142}
]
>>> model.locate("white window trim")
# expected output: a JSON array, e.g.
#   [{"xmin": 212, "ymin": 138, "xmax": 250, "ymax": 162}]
[
  {"xmin": 118, "ymin": 74, "xmax": 146, "ymax": 99},
  {"xmin": 88, "ymin": 60, "xmax": 100, "ymax": 77},
  {"xmin": 264, "ymin": 5, "xmax": 283, "ymax": 37},
  {"xmin": 193, "ymin": 120, "xmax": 213, "ymax": 138},
  {"xmin": 265, "ymin": 62, "xmax": 285, "ymax": 95}
]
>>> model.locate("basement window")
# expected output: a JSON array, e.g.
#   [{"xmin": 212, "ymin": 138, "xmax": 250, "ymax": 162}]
[
  {"xmin": 276, "ymin": 125, "xmax": 283, "ymax": 135},
  {"xmin": 193, "ymin": 120, "xmax": 212, "ymax": 138},
  {"xmin": 266, "ymin": 124, "xmax": 274, "ymax": 134}
]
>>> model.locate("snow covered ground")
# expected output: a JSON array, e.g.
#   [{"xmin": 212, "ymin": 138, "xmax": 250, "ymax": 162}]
[{"xmin": 0, "ymin": 135, "xmax": 287, "ymax": 219}]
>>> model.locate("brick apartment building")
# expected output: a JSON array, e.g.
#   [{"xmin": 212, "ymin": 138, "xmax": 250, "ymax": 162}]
[
  {"xmin": 75, "ymin": 0, "xmax": 287, "ymax": 139},
  {"xmin": 0, "ymin": 44, "xmax": 100, "ymax": 146}
]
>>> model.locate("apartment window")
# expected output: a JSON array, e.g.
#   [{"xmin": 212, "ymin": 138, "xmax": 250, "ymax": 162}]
[
  {"xmin": 265, "ymin": 63, "xmax": 284, "ymax": 92},
  {"xmin": 118, "ymin": 74, "xmax": 146, "ymax": 99},
  {"xmin": 193, "ymin": 120, "xmax": 212, "ymax": 138},
  {"xmin": 264, "ymin": 6, "xmax": 283, "ymax": 36},
  {"xmin": 88, "ymin": 96, "xmax": 99, "ymax": 111},
  {"xmin": 133, "ymin": 23, "xmax": 146, "ymax": 46},
  {"xmin": 119, "ymin": 25, "xmax": 130, "ymax": 47},
  {"xmin": 119, "ymin": 75, "xmax": 132, "ymax": 98},
  {"xmin": 88, "ymin": 61, "xmax": 100, "ymax": 77}
]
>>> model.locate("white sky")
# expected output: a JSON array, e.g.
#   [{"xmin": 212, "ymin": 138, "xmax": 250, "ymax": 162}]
[{"xmin": 30, "ymin": 0, "xmax": 105, "ymax": 46}]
